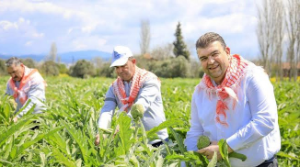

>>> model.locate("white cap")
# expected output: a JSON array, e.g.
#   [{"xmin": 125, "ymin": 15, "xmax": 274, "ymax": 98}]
[{"xmin": 110, "ymin": 46, "xmax": 133, "ymax": 67}]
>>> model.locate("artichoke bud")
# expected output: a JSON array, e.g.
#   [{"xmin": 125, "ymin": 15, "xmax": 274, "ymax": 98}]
[
  {"xmin": 131, "ymin": 104, "xmax": 145, "ymax": 121},
  {"xmin": 197, "ymin": 135, "xmax": 211, "ymax": 149},
  {"xmin": 8, "ymin": 98, "xmax": 17, "ymax": 111}
]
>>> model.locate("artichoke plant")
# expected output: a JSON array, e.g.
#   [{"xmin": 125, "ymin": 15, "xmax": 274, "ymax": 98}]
[{"xmin": 131, "ymin": 104, "xmax": 145, "ymax": 121}]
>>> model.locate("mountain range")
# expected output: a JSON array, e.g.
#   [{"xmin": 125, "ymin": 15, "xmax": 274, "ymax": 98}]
[{"xmin": 0, "ymin": 50, "xmax": 112, "ymax": 64}]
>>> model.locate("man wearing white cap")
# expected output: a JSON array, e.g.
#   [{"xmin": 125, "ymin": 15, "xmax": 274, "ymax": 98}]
[{"xmin": 95, "ymin": 46, "xmax": 169, "ymax": 147}]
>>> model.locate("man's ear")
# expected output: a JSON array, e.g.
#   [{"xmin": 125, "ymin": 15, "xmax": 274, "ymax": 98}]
[
  {"xmin": 225, "ymin": 47, "xmax": 230, "ymax": 55},
  {"xmin": 131, "ymin": 58, "xmax": 136, "ymax": 64}
]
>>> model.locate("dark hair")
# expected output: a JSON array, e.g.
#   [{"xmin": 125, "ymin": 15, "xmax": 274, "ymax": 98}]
[
  {"xmin": 5, "ymin": 57, "xmax": 22, "ymax": 67},
  {"xmin": 196, "ymin": 32, "xmax": 226, "ymax": 49}
]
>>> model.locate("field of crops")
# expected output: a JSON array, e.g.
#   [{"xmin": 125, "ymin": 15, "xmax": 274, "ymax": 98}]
[{"xmin": 0, "ymin": 76, "xmax": 299, "ymax": 167}]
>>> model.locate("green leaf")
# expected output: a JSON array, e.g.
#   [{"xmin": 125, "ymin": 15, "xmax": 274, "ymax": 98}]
[
  {"xmin": 207, "ymin": 151, "xmax": 217, "ymax": 167},
  {"xmin": 9, "ymin": 145, "xmax": 17, "ymax": 160},
  {"xmin": 117, "ymin": 112, "xmax": 133, "ymax": 155},
  {"xmin": 218, "ymin": 139, "xmax": 230, "ymax": 167},
  {"xmin": 155, "ymin": 156, "xmax": 164, "ymax": 167},
  {"xmin": 277, "ymin": 151, "xmax": 299, "ymax": 160},
  {"xmin": 19, "ymin": 126, "xmax": 63, "ymax": 153},
  {"xmin": 129, "ymin": 155, "xmax": 139, "ymax": 167},
  {"xmin": 51, "ymin": 147, "xmax": 77, "ymax": 167},
  {"xmin": 61, "ymin": 120, "xmax": 89, "ymax": 163},
  {"xmin": 147, "ymin": 119, "xmax": 184, "ymax": 138},
  {"xmin": 0, "ymin": 159, "xmax": 13, "ymax": 166},
  {"xmin": 228, "ymin": 151, "xmax": 247, "ymax": 161},
  {"xmin": 46, "ymin": 132, "xmax": 69, "ymax": 155},
  {"xmin": 0, "ymin": 114, "xmax": 35, "ymax": 147},
  {"xmin": 13, "ymin": 99, "xmax": 34, "ymax": 117},
  {"xmin": 169, "ymin": 127, "xmax": 186, "ymax": 154},
  {"xmin": 39, "ymin": 152, "xmax": 46, "ymax": 167},
  {"xmin": 4, "ymin": 135, "xmax": 14, "ymax": 159}
]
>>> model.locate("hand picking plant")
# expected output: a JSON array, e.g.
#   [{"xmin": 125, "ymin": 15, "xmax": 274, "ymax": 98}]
[
  {"xmin": 197, "ymin": 135, "xmax": 247, "ymax": 167},
  {"xmin": 197, "ymin": 135, "xmax": 211, "ymax": 149}
]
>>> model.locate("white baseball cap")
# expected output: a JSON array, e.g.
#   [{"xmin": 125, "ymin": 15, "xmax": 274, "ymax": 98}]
[{"xmin": 110, "ymin": 46, "xmax": 133, "ymax": 67}]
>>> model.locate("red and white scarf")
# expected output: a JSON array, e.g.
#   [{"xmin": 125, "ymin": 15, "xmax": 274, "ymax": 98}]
[
  {"xmin": 9, "ymin": 66, "xmax": 46, "ymax": 105},
  {"xmin": 112, "ymin": 66, "xmax": 158, "ymax": 112},
  {"xmin": 197, "ymin": 54, "xmax": 249, "ymax": 127}
]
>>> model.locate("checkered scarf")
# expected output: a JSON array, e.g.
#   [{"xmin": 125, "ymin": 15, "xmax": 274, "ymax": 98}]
[
  {"xmin": 197, "ymin": 54, "xmax": 249, "ymax": 127},
  {"xmin": 112, "ymin": 66, "xmax": 158, "ymax": 112}
]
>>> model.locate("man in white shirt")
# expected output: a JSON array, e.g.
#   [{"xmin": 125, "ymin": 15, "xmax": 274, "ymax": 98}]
[
  {"xmin": 5, "ymin": 57, "xmax": 46, "ymax": 122},
  {"xmin": 95, "ymin": 46, "xmax": 168, "ymax": 147},
  {"xmin": 184, "ymin": 32, "xmax": 280, "ymax": 167}
]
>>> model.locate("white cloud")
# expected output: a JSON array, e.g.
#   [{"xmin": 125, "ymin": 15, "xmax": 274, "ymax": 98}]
[
  {"xmin": 32, "ymin": 32, "xmax": 44, "ymax": 38},
  {"xmin": 81, "ymin": 24, "xmax": 98, "ymax": 34},
  {"xmin": 0, "ymin": 0, "xmax": 261, "ymax": 58},
  {"xmin": 25, "ymin": 41, "xmax": 32, "ymax": 46},
  {"xmin": 0, "ymin": 18, "xmax": 44, "ymax": 39},
  {"xmin": 0, "ymin": 20, "xmax": 18, "ymax": 31},
  {"xmin": 0, "ymin": 0, "xmax": 89, "ymax": 23},
  {"xmin": 198, "ymin": 13, "xmax": 256, "ymax": 33},
  {"xmin": 70, "ymin": 36, "xmax": 107, "ymax": 51}
]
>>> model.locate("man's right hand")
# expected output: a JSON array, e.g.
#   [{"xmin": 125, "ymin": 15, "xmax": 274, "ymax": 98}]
[
  {"xmin": 10, "ymin": 116, "xmax": 18, "ymax": 123},
  {"xmin": 95, "ymin": 134, "xmax": 100, "ymax": 146}
]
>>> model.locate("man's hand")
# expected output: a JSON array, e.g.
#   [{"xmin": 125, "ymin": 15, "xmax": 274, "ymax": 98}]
[
  {"xmin": 197, "ymin": 141, "xmax": 222, "ymax": 160},
  {"xmin": 94, "ymin": 134, "xmax": 100, "ymax": 146},
  {"xmin": 13, "ymin": 116, "xmax": 18, "ymax": 122},
  {"xmin": 227, "ymin": 143, "xmax": 233, "ymax": 153}
]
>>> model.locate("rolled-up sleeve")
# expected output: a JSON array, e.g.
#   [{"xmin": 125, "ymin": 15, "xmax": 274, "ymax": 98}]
[
  {"xmin": 17, "ymin": 83, "xmax": 46, "ymax": 118},
  {"xmin": 98, "ymin": 86, "xmax": 117, "ymax": 129}
]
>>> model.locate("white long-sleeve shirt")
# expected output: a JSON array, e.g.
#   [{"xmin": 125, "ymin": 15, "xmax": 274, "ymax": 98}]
[
  {"xmin": 6, "ymin": 67, "xmax": 46, "ymax": 118},
  {"xmin": 98, "ymin": 78, "xmax": 169, "ymax": 144},
  {"xmin": 185, "ymin": 65, "xmax": 281, "ymax": 167}
]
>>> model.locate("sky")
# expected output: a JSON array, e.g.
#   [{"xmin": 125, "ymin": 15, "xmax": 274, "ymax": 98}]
[{"xmin": 0, "ymin": 0, "xmax": 260, "ymax": 60}]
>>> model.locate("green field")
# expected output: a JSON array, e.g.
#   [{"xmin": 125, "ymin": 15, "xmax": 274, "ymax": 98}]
[{"xmin": 0, "ymin": 77, "xmax": 299, "ymax": 166}]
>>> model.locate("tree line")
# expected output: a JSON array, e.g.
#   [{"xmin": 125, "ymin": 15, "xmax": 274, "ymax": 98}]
[
  {"xmin": 0, "ymin": 55, "xmax": 203, "ymax": 79},
  {"xmin": 257, "ymin": 0, "xmax": 300, "ymax": 81}
]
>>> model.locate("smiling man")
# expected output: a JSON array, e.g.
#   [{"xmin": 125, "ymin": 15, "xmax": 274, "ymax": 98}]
[
  {"xmin": 5, "ymin": 57, "xmax": 46, "ymax": 122},
  {"xmin": 184, "ymin": 32, "xmax": 281, "ymax": 167},
  {"xmin": 95, "ymin": 46, "xmax": 169, "ymax": 147}
]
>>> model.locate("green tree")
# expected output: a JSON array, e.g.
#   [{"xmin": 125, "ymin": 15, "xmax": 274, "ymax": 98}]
[
  {"xmin": 0, "ymin": 59, "xmax": 6, "ymax": 76},
  {"xmin": 172, "ymin": 56, "xmax": 189, "ymax": 77},
  {"xmin": 58, "ymin": 63, "xmax": 68, "ymax": 74},
  {"xmin": 47, "ymin": 42, "xmax": 57, "ymax": 62},
  {"xmin": 173, "ymin": 22, "xmax": 190, "ymax": 61},
  {"xmin": 70, "ymin": 60, "xmax": 95, "ymax": 78},
  {"xmin": 150, "ymin": 59, "xmax": 172, "ymax": 78},
  {"xmin": 98, "ymin": 62, "xmax": 116, "ymax": 78},
  {"xmin": 22, "ymin": 58, "xmax": 36, "ymax": 68},
  {"xmin": 140, "ymin": 19, "xmax": 151, "ymax": 55},
  {"xmin": 189, "ymin": 59, "xmax": 203, "ymax": 78},
  {"xmin": 149, "ymin": 56, "xmax": 189, "ymax": 78},
  {"xmin": 39, "ymin": 60, "xmax": 59, "ymax": 76}
]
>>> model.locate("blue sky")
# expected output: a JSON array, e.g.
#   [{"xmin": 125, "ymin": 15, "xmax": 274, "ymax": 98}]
[{"xmin": 0, "ymin": 0, "xmax": 260, "ymax": 60}]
